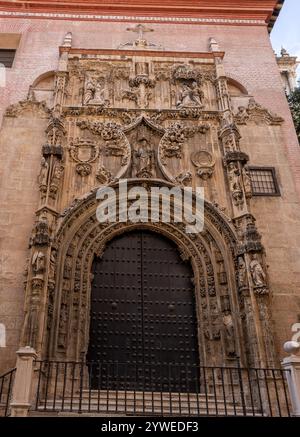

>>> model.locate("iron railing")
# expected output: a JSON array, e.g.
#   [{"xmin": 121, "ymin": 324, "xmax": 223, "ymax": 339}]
[
  {"xmin": 33, "ymin": 361, "xmax": 291, "ymax": 417},
  {"xmin": 0, "ymin": 368, "xmax": 16, "ymax": 417}
]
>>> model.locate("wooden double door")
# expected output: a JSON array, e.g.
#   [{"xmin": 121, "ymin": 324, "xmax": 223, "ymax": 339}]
[{"xmin": 87, "ymin": 230, "xmax": 200, "ymax": 392}]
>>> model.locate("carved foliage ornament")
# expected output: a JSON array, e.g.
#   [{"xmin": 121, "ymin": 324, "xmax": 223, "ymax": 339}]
[
  {"xmin": 159, "ymin": 122, "xmax": 209, "ymax": 165},
  {"xmin": 77, "ymin": 120, "xmax": 130, "ymax": 166},
  {"xmin": 235, "ymin": 98, "xmax": 284, "ymax": 126}
]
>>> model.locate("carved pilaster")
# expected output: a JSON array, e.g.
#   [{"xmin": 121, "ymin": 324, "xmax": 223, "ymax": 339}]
[
  {"xmin": 22, "ymin": 209, "xmax": 57, "ymax": 355},
  {"xmin": 53, "ymin": 71, "xmax": 69, "ymax": 115},
  {"xmin": 234, "ymin": 213, "xmax": 276, "ymax": 367},
  {"xmin": 38, "ymin": 117, "xmax": 65, "ymax": 208}
]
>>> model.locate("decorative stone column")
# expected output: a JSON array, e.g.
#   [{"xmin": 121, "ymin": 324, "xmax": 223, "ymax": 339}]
[
  {"xmin": 282, "ymin": 341, "xmax": 300, "ymax": 417},
  {"xmin": 10, "ymin": 346, "xmax": 37, "ymax": 417}
]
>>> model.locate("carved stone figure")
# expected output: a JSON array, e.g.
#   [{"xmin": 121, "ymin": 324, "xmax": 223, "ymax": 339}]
[
  {"xmin": 38, "ymin": 157, "xmax": 49, "ymax": 187},
  {"xmin": 238, "ymin": 257, "xmax": 247, "ymax": 288},
  {"xmin": 32, "ymin": 251, "xmax": 45, "ymax": 275},
  {"xmin": 133, "ymin": 139, "xmax": 153, "ymax": 178},
  {"xmin": 83, "ymin": 78, "xmax": 96, "ymax": 105},
  {"xmin": 222, "ymin": 309, "xmax": 236, "ymax": 358},
  {"xmin": 227, "ymin": 162, "xmax": 244, "ymax": 206},
  {"xmin": 51, "ymin": 160, "xmax": 64, "ymax": 185},
  {"xmin": 49, "ymin": 160, "xmax": 64, "ymax": 199},
  {"xmin": 177, "ymin": 81, "xmax": 203, "ymax": 108},
  {"xmin": 250, "ymin": 254, "xmax": 266, "ymax": 287},
  {"xmin": 32, "ymin": 214, "xmax": 51, "ymax": 246},
  {"xmin": 93, "ymin": 82, "xmax": 106, "ymax": 104}
]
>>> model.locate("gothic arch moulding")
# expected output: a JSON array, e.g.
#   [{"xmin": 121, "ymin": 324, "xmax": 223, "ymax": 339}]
[{"xmin": 41, "ymin": 179, "xmax": 252, "ymax": 368}]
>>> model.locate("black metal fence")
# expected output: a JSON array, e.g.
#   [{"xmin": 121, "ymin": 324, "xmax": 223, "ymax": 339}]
[
  {"xmin": 0, "ymin": 368, "xmax": 16, "ymax": 417},
  {"xmin": 33, "ymin": 361, "xmax": 291, "ymax": 416}
]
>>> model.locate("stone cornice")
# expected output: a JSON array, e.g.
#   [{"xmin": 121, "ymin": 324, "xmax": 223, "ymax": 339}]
[{"xmin": 0, "ymin": 1, "xmax": 284, "ymax": 30}]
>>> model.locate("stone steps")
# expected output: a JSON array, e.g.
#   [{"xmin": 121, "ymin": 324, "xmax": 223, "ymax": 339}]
[{"xmin": 35, "ymin": 390, "xmax": 263, "ymax": 417}]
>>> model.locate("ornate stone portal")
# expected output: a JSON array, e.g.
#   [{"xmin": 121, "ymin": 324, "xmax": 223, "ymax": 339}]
[{"xmin": 13, "ymin": 31, "xmax": 284, "ymax": 369}]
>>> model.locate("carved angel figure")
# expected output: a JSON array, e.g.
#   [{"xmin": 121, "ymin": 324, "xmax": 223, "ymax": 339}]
[{"xmin": 250, "ymin": 254, "xmax": 266, "ymax": 287}]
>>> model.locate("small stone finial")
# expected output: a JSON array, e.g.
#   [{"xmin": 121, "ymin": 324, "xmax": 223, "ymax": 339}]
[
  {"xmin": 280, "ymin": 46, "xmax": 289, "ymax": 57},
  {"xmin": 284, "ymin": 341, "xmax": 300, "ymax": 355},
  {"xmin": 209, "ymin": 37, "xmax": 220, "ymax": 52},
  {"xmin": 62, "ymin": 32, "xmax": 72, "ymax": 48}
]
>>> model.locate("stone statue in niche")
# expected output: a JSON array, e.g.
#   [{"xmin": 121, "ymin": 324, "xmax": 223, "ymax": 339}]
[
  {"xmin": 31, "ymin": 213, "xmax": 51, "ymax": 247},
  {"xmin": 38, "ymin": 157, "xmax": 49, "ymax": 187},
  {"xmin": 49, "ymin": 160, "xmax": 64, "ymax": 199},
  {"xmin": 250, "ymin": 254, "xmax": 266, "ymax": 287},
  {"xmin": 227, "ymin": 162, "xmax": 244, "ymax": 206},
  {"xmin": 83, "ymin": 78, "xmax": 96, "ymax": 104},
  {"xmin": 177, "ymin": 81, "xmax": 204, "ymax": 109},
  {"xmin": 238, "ymin": 257, "xmax": 247, "ymax": 288},
  {"xmin": 32, "ymin": 251, "xmax": 45, "ymax": 275},
  {"xmin": 133, "ymin": 139, "xmax": 154, "ymax": 178},
  {"xmin": 51, "ymin": 160, "xmax": 64, "ymax": 185},
  {"xmin": 222, "ymin": 309, "xmax": 236, "ymax": 358},
  {"xmin": 83, "ymin": 77, "xmax": 108, "ymax": 105}
]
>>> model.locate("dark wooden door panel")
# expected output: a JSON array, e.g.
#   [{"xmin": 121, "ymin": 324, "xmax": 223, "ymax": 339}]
[{"xmin": 87, "ymin": 231, "xmax": 200, "ymax": 392}]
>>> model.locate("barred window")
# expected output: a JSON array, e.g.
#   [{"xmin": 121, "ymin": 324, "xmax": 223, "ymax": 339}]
[
  {"xmin": 248, "ymin": 167, "xmax": 280, "ymax": 196},
  {"xmin": 0, "ymin": 49, "xmax": 16, "ymax": 68}
]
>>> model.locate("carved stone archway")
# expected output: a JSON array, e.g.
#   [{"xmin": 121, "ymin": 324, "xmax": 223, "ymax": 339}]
[{"xmin": 40, "ymin": 179, "xmax": 251, "ymax": 369}]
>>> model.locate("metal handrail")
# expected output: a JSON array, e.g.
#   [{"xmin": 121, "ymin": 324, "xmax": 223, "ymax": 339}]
[
  {"xmin": 0, "ymin": 367, "xmax": 16, "ymax": 417},
  {"xmin": 32, "ymin": 360, "xmax": 291, "ymax": 417}
]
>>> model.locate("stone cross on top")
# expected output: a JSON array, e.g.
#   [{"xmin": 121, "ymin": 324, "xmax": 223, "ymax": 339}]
[
  {"xmin": 127, "ymin": 24, "xmax": 154, "ymax": 43},
  {"xmin": 119, "ymin": 23, "xmax": 163, "ymax": 50}
]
